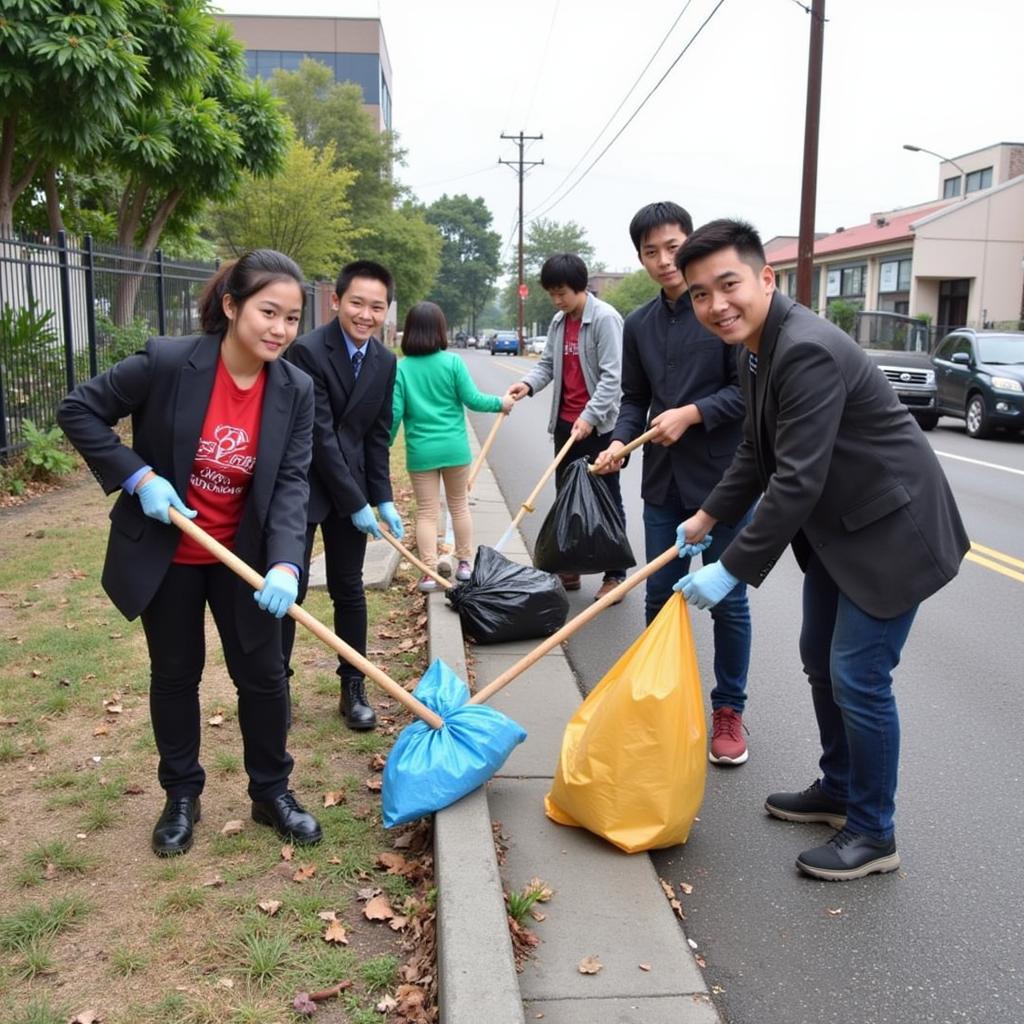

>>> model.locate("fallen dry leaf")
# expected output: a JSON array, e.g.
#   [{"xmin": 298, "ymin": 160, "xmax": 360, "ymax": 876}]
[
  {"xmin": 377, "ymin": 851, "xmax": 407, "ymax": 874},
  {"xmin": 638, "ymin": 963, "xmax": 652, "ymax": 972},
  {"xmin": 826, "ymin": 907, "xmax": 843, "ymax": 917},
  {"xmin": 216, "ymin": 977, "xmax": 234, "ymax": 989},
  {"xmin": 680, "ymin": 882, "xmax": 694, "ymax": 895},
  {"xmin": 258, "ymin": 900, "xmax": 281, "ymax": 916},
  {"xmin": 43, "ymin": 861, "xmax": 59, "ymax": 880},
  {"xmin": 70, "ymin": 1012, "xmax": 102, "ymax": 1024},
  {"xmin": 207, "ymin": 712, "xmax": 224, "ymax": 727},
  {"xmin": 529, "ymin": 909, "xmax": 546, "ymax": 922},
  {"xmin": 323, "ymin": 918, "xmax": 349, "ymax": 944},
  {"xmin": 389, "ymin": 915, "xmax": 409, "ymax": 931},
  {"xmin": 93, "ymin": 724, "xmax": 108, "ymax": 737},
  {"xmin": 369, "ymin": 753, "xmax": 386, "ymax": 771},
  {"xmin": 376, "ymin": 994, "xmax": 398, "ymax": 1012},
  {"xmin": 292, "ymin": 864, "xmax": 317, "ymax": 883},
  {"xmin": 280, "ymin": 844, "xmax": 294, "ymax": 861},
  {"xmin": 292, "ymin": 991, "xmax": 316, "ymax": 1016},
  {"xmin": 365, "ymin": 776, "xmax": 382, "ymax": 792},
  {"xmin": 220, "ymin": 820, "xmax": 244, "ymax": 836},
  {"xmin": 363, "ymin": 894, "xmax": 394, "ymax": 921},
  {"xmin": 695, "ymin": 954, "xmax": 707, "ymax": 968},
  {"xmin": 660, "ymin": 877, "xmax": 685, "ymax": 920},
  {"xmin": 578, "ymin": 955, "xmax": 603, "ymax": 975},
  {"xmin": 322, "ymin": 789, "xmax": 346, "ymax": 808},
  {"xmin": 123, "ymin": 782, "xmax": 144, "ymax": 795},
  {"xmin": 202, "ymin": 875, "xmax": 224, "ymax": 888}
]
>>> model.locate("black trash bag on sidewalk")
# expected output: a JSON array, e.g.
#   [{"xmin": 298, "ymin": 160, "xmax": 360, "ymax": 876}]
[
  {"xmin": 446, "ymin": 545, "xmax": 569, "ymax": 644},
  {"xmin": 533, "ymin": 458, "xmax": 636, "ymax": 575}
]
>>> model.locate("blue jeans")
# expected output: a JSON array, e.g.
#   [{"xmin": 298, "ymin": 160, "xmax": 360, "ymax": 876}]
[
  {"xmin": 643, "ymin": 492, "xmax": 752, "ymax": 713},
  {"xmin": 799, "ymin": 553, "xmax": 918, "ymax": 840}
]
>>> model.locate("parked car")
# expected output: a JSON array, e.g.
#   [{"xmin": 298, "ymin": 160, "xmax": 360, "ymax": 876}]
[
  {"xmin": 453, "ymin": 330, "xmax": 468, "ymax": 348},
  {"xmin": 491, "ymin": 330, "xmax": 520, "ymax": 355},
  {"xmin": 480, "ymin": 331, "xmax": 497, "ymax": 351},
  {"xmin": 931, "ymin": 328, "xmax": 1024, "ymax": 438},
  {"xmin": 526, "ymin": 335, "xmax": 547, "ymax": 354},
  {"xmin": 853, "ymin": 311, "xmax": 938, "ymax": 430},
  {"xmin": 465, "ymin": 335, "xmax": 478, "ymax": 348}
]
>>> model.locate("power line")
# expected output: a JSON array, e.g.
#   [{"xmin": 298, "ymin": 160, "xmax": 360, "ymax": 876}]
[
  {"xmin": 522, "ymin": 0, "xmax": 562, "ymax": 128},
  {"xmin": 527, "ymin": 1, "xmax": 695, "ymax": 217},
  {"xmin": 527, "ymin": 0, "xmax": 727, "ymax": 224}
]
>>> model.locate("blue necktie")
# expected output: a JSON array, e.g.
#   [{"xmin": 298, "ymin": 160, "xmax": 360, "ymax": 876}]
[{"xmin": 351, "ymin": 349, "xmax": 364, "ymax": 379}]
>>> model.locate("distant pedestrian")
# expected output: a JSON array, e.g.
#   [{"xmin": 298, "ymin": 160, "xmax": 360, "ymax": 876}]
[
  {"xmin": 507, "ymin": 253, "xmax": 625, "ymax": 602},
  {"xmin": 672, "ymin": 219, "xmax": 968, "ymax": 880},
  {"xmin": 57, "ymin": 249, "xmax": 323, "ymax": 857},
  {"xmin": 283, "ymin": 260, "xmax": 404, "ymax": 732},
  {"xmin": 391, "ymin": 301, "xmax": 516, "ymax": 591},
  {"xmin": 593, "ymin": 201, "xmax": 753, "ymax": 766}
]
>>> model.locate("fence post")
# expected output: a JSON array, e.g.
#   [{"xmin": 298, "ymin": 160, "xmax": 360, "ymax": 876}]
[
  {"xmin": 56, "ymin": 230, "xmax": 76, "ymax": 391},
  {"xmin": 155, "ymin": 247, "xmax": 166, "ymax": 335},
  {"xmin": 83, "ymin": 233, "xmax": 98, "ymax": 378}
]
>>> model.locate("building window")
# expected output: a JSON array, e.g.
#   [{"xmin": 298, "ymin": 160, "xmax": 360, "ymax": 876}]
[
  {"xmin": 942, "ymin": 175, "xmax": 961, "ymax": 198},
  {"xmin": 879, "ymin": 258, "xmax": 912, "ymax": 294},
  {"xmin": 964, "ymin": 166, "xmax": 993, "ymax": 193},
  {"xmin": 827, "ymin": 264, "xmax": 866, "ymax": 299},
  {"xmin": 245, "ymin": 50, "xmax": 381, "ymax": 105}
]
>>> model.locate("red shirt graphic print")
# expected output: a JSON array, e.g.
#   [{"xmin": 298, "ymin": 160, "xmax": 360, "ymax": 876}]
[
  {"xmin": 558, "ymin": 315, "xmax": 589, "ymax": 424},
  {"xmin": 174, "ymin": 357, "xmax": 266, "ymax": 563}
]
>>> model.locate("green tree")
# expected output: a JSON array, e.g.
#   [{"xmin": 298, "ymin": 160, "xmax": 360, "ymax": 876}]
[
  {"xmin": 602, "ymin": 269, "xmax": 660, "ymax": 316},
  {"xmin": 0, "ymin": 0, "xmax": 151, "ymax": 235},
  {"xmin": 210, "ymin": 139, "xmax": 361, "ymax": 280},
  {"xmin": 425, "ymin": 194, "xmax": 501, "ymax": 334},
  {"xmin": 500, "ymin": 217, "xmax": 595, "ymax": 329},
  {"xmin": 359, "ymin": 201, "xmax": 442, "ymax": 318}
]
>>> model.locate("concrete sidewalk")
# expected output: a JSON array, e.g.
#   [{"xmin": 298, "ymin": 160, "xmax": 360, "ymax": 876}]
[{"xmin": 425, "ymin": 431, "xmax": 720, "ymax": 1023}]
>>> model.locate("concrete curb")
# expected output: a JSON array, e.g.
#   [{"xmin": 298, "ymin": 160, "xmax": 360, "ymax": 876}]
[{"xmin": 308, "ymin": 536, "xmax": 400, "ymax": 591}]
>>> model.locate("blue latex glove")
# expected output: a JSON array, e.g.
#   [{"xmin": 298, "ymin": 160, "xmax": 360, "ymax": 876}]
[
  {"xmin": 378, "ymin": 501, "xmax": 404, "ymax": 540},
  {"xmin": 350, "ymin": 503, "xmax": 382, "ymax": 539},
  {"xmin": 675, "ymin": 524, "xmax": 714, "ymax": 559},
  {"xmin": 137, "ymin": 474, "xmax": 196, "ymax": 525},
  {"xmin": 255, "ymin": 566, "xmax": 298, "ymax": 618},
  {"xmin": 673, "ymin": 561, "xmax": 739, "ymax": 610}
]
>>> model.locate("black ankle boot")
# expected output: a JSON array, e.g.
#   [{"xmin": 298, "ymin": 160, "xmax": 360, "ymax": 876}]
[
  {"xmin": 152, "ymin": 796, "xmax": 200, "ymax": 857},
  {"xmin": 339, "ymin": 677, "xmax": 376, "ymax": 731}
]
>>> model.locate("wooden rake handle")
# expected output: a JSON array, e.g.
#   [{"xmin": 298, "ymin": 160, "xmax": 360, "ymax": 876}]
[
  {"xmin": 587, "ymin": 426, "xmax": 659, "ymax": 473},
  {"xmin": 168, "ymin": 509, "xmax": 444, "ymax": 729},
  {"xmin": 509, "ymin": 432, "xmax": 576, "ymax": 531},
  {"xmin": 468, "ymin": 544, "xmax": 680, "ymax": 706},
  {"xmin": 379, "ymin": 528, "xmax": 452, "ymax": 589},
  {"xmin": 467, "ymin": 412, "xmax": 507, "ymax": 491}
]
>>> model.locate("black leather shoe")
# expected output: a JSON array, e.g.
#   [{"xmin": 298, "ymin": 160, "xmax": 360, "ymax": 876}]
[
  {"xmin": 339, "ymin": 677, "xmax": 376, "ymax": 731},
  {"xmin": 252, "ymin": 791, "xmax": 323, "ymax": 845},
  {"xmin": 796, "ymin": 827, "xmax": 900, "ymax": 881},
  {"xmin": 765, "ymin": 779, "xmax": 847, "ymax": 829},
  {"xmin": 152, "ymin": 796, "xmax": 200, "ymax": 857}
]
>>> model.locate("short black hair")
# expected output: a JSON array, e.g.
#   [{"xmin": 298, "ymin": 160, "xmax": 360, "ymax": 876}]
[
  {"xmin": 401, "ymin": 301, "xmax": 448, "ymax": 356},
  {"xmin": 628, "ymin": 202, "xmax": 694, "ymax": 253},
  {"xmin": 540, "ymin": 253, "xmax": 589, "ymax": 293},
  {"xmin": 335, "ymin": 259, "xmax": 395, "ymax": 305},
  {"xmin": 675, "ymin": 218, "xmax": 767, "ymax": 279}
]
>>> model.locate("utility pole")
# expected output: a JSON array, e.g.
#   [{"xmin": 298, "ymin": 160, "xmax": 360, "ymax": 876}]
[
  {"xmin": 500, "ymin": 131, "xmax": 543, "ymax": 351},
  {"xmin": 796, "ymin": 0, "xmax": 825, "ymax": 309}
]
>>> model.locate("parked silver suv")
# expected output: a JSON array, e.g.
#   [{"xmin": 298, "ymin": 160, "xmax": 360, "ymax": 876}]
[{"xmin": 853, "ymin": 311, "xmax": 938, "ymax": 430}]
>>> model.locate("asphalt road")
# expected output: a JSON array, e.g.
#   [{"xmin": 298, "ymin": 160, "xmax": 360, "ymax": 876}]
[{"xmin": 460, "ymin": 348, "xmax": 1024, "ymax": 1024}]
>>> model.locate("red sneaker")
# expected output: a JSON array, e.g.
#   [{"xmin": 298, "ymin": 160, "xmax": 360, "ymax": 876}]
[{"xmin": 710, "ymin": 707, "xmax": 748, "ymax": 765}]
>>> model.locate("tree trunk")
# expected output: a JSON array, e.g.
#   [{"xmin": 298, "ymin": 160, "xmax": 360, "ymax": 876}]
[
  {"xmin": 0, "ymin": 116, "xmax": 40, "ymax": 238},
  {"xmin": 43, "ymin": 167, "xmax": 64, "ymax": 238}
]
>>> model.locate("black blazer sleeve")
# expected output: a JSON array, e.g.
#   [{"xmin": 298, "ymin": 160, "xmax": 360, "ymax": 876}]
[
  {"xmin": 363, "ymin": 347, "xmax": 396, "ymax": 507},
  {"xmin": 611, "ymin": 313, "xmax": 652, "ymax": 444}
]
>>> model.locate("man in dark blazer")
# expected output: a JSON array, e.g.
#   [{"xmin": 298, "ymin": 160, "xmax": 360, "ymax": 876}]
[
  {"xmin": 673, "ymin": 219, "xmax": 969, "ymax": 881},
  {"xmin": 284, "ymin": 260, "xmax": 404, "ymax": 730},
  {"xmin": 594, "ymin": 201, "xmax": 752, "ymax": 767}
]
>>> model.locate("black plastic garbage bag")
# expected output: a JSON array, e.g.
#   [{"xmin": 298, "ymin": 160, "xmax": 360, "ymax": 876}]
[
  {"xmin": 446, "ymin": 545, "xmax": 569, "ymax": 644},
  {"xmin": 534, "ymin": 458, "xmax": 635, "ymax": 575}
]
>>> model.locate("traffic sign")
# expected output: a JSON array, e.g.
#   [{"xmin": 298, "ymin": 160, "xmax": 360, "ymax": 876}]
[{"xmin": 518, "ymin": 283, "xmax": 529, "ymax": 298}]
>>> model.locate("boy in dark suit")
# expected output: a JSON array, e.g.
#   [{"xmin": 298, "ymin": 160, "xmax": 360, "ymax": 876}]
[
  {"xmin": 594, "ymin": 202, "xmax": 753, "ymax": 767},
  {"xmin": 673, "ymin": 219, "xmax": 968, "ymax": 879},
  {"xmin": 284, "ymin": 260, "xmax": 404, "ymax": 731}
]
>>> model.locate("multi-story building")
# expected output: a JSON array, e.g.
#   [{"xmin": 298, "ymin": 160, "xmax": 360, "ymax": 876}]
[
  {"xmin": 769, "ymin": 142, "xmax": 1024, "ymax": 335},
  {"xmin": 217, "ymin": 13, "xmax": 393, "ymax": 132}
]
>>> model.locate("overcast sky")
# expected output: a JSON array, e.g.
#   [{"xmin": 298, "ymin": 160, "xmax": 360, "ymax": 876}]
[{"xmin": 216, "ymin": 0, "xmax": 1022, "ymax": 274}]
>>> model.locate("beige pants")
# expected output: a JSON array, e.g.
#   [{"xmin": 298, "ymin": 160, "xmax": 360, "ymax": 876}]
[{"xmin": 409, "ymin": 464, "xmax": 473, "ymax": 567}]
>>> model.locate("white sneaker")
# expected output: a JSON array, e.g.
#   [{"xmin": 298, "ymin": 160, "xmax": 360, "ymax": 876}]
[
  {"xmin": 417, "ymin": 575, "xmax": 440, "ymax": 593},
  {"xmin": 455, "ymin": 560, "xmax": 473, "ymax": 582}
]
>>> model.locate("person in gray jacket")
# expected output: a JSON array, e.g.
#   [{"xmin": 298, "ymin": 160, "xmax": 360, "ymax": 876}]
[
  {"xmin": 673, "ymin": 219, "xmax": 969, "ymax": 881},
  {"xmin": 507, "ymin": 253, "xmax": 625, "ymax": 601}
]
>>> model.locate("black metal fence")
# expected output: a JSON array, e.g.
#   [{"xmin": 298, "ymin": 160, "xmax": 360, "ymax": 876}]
[{"xmin": 0, "ymin": 232, "xmax": 320, "ymax": 460}]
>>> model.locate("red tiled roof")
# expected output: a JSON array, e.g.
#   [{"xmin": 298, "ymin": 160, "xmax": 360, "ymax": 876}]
[{"xmin": 769, "ymin": 202, "xmax": 952, "ymax": 265}]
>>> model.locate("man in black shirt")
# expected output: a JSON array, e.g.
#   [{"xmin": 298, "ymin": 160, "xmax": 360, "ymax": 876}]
[{"xmin": 594, "ymin": 202, "xmax": 753, "ymax": 765}]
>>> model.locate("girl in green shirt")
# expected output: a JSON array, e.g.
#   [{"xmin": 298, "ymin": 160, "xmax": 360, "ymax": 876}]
[{"xmin": 391, "ymin": 302, "xmax": 515, "ymax": 592}]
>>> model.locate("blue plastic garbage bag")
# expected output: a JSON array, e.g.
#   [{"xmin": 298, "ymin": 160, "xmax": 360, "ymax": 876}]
[{"xmin": 382, "ymin": 658, "xmax": 528, "ymax": 827}]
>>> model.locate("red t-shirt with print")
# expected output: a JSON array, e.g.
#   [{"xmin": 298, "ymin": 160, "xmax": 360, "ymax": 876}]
[
  {"xmin": 558, "ymin": 315, "xmax": 589, "ymax": 424},
  {"xmin": 174, "ymin": 357, "xmax": 266, "ymax": 564}
]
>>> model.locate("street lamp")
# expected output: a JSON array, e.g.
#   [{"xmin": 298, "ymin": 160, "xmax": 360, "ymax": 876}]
[{"xmin": 903, "ymin": 144, "xmax": 968, "ymax": 199}]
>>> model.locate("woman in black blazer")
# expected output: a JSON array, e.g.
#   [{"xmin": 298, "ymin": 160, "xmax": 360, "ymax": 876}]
[{"xmin": 58, "ymin": 250, "xmax": 323, "ymax": 856}]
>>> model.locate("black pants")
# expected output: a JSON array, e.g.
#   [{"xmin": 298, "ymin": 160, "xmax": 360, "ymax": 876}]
[
  {"xmin": 140, "ymin": 562, "xmax": 293, "ymax": 802},
  {"xmin": 552, "ymin": 418, "xmax": 626, "ymax": 582},
  {"xmin": 282, "ymin": 514, "xmax": 368, "ymax": 683}
]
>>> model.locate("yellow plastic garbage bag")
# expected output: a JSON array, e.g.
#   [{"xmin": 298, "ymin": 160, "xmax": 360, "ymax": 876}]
[{"xmin": 544, "ymin": 593, "xmax": 707, "ymax": 853}]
